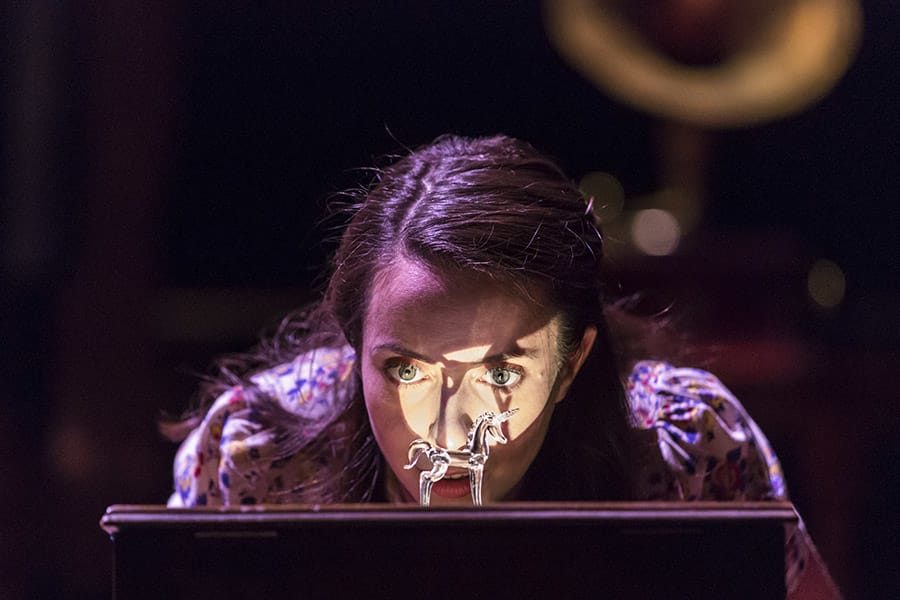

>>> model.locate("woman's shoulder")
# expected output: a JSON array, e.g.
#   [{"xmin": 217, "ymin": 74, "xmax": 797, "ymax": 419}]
[
  {"xmin": 625, "ymin": 361, "xmax": 838, "ymax": 597},
  {"xmin": 626, "ymin": 360, "xmax": 749, "ymax": 430},
  {"xmin": 625, "ymin": 360, "xmax": 786, "ymax": 502},
  {"xmin": 167, "ymin": 344, "xmax": 357, "ymax": 507},
  {"xmin": 249, "ymin": 344, "xmax": 357, "ymax": 420}
]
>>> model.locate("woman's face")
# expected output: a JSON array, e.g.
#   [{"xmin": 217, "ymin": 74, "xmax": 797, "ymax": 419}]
[{"xmin": 361, "ymin": 255, "xmax": 594, "ymax": 505}]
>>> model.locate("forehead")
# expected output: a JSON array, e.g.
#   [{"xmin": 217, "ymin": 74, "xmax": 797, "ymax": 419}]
[{"xmin": 363, "ymin": 255, "xmax": 559, "ymax": 355}]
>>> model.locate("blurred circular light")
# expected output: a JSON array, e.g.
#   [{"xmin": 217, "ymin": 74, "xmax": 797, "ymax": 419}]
[
  {"xmin": 631, "ymin": 209, "xmax": 681, "ymax": 256},
  {"xmin": 579, "ymin": 171, "xmax": 625, "ymax": 223},
  {"xmin": 807, "ymin": 259, "xmax": 846, "ymax": 309}
]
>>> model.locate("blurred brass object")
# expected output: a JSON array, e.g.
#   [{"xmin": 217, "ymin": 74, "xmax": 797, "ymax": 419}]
[{"xmin": 545, "ymin": 0, "xmax": 862, "ymax": 128}]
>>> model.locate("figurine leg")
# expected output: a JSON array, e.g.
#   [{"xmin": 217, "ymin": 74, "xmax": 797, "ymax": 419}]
[
  {"xmin": 419, "ymin": 472, "xmax": 435, "ymax": 507},
  {"xmin": 418, "ymin": 459, "xmax": 448, "ymax": 506},
  {"xmin": 468, "ymin": 462, "xmax": 484, "ymax": 506}
]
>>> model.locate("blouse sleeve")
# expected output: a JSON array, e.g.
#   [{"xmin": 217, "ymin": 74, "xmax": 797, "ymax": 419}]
[
  {"xmin": 167, "ymin": 386, "xmax": 250, "ymax": 507},
  {"xmin": 627, "ymin": 360, "xmax": 786, "ymax": 502},
  {"xmin": 167, "ymin": 345, "xmax": 356, "ymax": 507},
  {"xmin": 627, "ymin": 360, "xmax": 817, "ymax": 595}
]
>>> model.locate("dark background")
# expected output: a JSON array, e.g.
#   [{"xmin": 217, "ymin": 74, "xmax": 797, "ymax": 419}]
[{"xmin": 2, "ymin": 2, "xmax": 899, "ymax": 598}]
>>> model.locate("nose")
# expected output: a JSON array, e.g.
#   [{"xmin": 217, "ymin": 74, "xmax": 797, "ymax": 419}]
[
  {"xmin": 434, "ymin": 412, "xmax": 469, "ymax": 451},
  {"xmin": 432, "ymin": 378, "xmax": 483, "ymax": 450}
]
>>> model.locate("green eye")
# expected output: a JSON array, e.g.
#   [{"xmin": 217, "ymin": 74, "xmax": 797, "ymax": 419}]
[
  {"xmin": 397, "ymin": 363, "xmax": 418, "ymax": 381},
  {"xmin": 388, "ymin": 362, "xmax": 425, "ymax": 384},
  {"xmin": 486, "ymin": 367, "xmax": 522, "ymax": 388}
]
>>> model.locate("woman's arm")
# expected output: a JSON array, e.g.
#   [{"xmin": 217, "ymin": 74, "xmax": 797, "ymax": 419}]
[{"xmin": 627, "ymin": 360, "xmax": 843, "ymax": 597}]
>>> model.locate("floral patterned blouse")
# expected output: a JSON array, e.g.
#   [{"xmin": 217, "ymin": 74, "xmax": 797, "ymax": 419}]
[{"xmin": 168, "ymin": 345, "xmax": 810, "ymax": 593}]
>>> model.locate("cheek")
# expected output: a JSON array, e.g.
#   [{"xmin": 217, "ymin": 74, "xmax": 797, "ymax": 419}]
[
  {"xmin": 361, "ymin": 363, "xmax": 400, "ymax": 446},
  {"xmin": 362, "ymin": 362, "xmax": 428, "ymax": 433},
  {"xmin": 396, "ymin": 385, "xmax": 443, "ymax": 437},
  {"xmin": 360, "ymin": 363, "xmax": 430, "ymax": 478},
  {"xmin": 503, "ymin": 374, "xmax": 557, "ymax": 441}
]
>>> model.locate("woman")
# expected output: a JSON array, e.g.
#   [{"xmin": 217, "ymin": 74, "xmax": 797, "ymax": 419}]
[{"xmin": 165, "ymin": 134, "xmax": 839, "ymax": 597}]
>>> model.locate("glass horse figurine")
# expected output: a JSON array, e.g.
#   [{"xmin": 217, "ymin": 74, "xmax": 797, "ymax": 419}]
[{"xmin": 404, "ymin": 408, "xmax": 519, "ymax": 506}]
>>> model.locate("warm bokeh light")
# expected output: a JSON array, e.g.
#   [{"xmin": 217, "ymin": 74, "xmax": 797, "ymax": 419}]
[
  {"xmin": 807, "ymin": 258, "xmax": 846, "ymax": 309},
  {"xmin": 631, "ymin": 208, "xmax": 681, "ymax": 256},
  {"xmin": 579, "ymin": 171, "xmax": 625, "ymax": 223}
]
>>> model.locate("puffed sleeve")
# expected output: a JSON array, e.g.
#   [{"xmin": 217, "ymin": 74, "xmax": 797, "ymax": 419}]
[
  {"xmin": 627, "ymin": 360, "xmax": 786, "ymax": 501},
  {"xmin": 168, "ymin": 386, "xmax": 250, "ymax": 507},
  {"xmin": 167, "ymin": 345, "xmax": 356, "ymax": 507},
  {"xmin": 627, "ymin": 360, "xmax": 821, "ymax": 596}
]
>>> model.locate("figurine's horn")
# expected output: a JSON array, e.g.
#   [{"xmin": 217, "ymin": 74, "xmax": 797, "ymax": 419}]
[
  {"xmin": 496, "ymin": 407, "xmax": 519, "ymax": 423},
  {"xmin": 489, "ymin": 408, "xmax": 520, "ymax": 443}
]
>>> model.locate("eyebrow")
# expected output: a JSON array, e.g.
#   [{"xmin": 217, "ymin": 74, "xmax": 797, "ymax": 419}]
[
  {"xmin": 371, "ymin": 343, "xmax": 433, "ymax": 363},
  {"xmin": 371, "ymin": 342, "xmax": 538, "ymax": 365}
]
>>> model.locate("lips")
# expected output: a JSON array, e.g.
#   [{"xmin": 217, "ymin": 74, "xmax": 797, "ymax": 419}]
[{"xmin": 430, "ymin": 475, "xmax": 472, "ymax": 499}]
